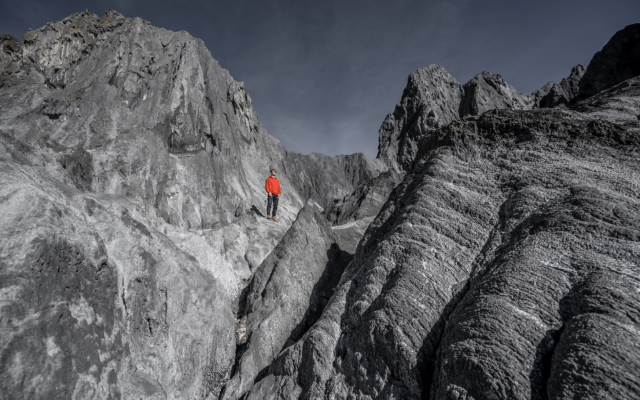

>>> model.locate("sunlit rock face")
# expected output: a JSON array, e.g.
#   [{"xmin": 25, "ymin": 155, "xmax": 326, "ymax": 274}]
[
  {"xmin": 0, "ymin": 9, "xmax": 378, "ymax": 399},
  {"xmin": 0, "ymin": 10, "xmax": 382, "ymax": 230},
  {"xmin": 1, "ymin": 8, "xmax": 639, "ymax": 400}
]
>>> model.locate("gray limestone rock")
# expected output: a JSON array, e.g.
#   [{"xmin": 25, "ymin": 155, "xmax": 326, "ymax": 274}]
[
  {"xmin": 461, "ymin": 71, "xmax": 533, "ymax": 116},
  {"xmin": 247, "ymin": 110, "xmax": 640, "ymax": 399},
  {"xmin": 377, "ymin": 64, "xmax": 464, "ymax": 173},
  {"xmin": 0, "ymin": 9, "xmax": 378, "ymax": 399},
  {"xmin": 0, "ymin": 9, "xmax": 377, "ymax": 231},
  {"xmin": 0, "ymin": 132, "xmax": 237, "ymax": 399},
  {"xmin": 324, "ymin": 170, "xmax": 404, "ymax": 227},
  {"xmin": 2, "ymin": 8, "xmax": 640, "ymax": 400},
  {"xmin": 532, "ymin": 65, "xmax": 586, "ymax": 109},
  {"xmin": 559, "ymin": 64, "xmax": 586, "ymax": 100},
  {"xmin": 532, "ymin": 81, "xmax": 568, "ymax": 109},
  {"xmin": 324, "ymin": 170, "xmax": 404, "ymax": 253},
  {"xmin": 221, "ymin": 203, "xmax": 351, "ymax": 399},
  {"xmin": 572, "ymin": 76, "xmax": 640, "ymax": 132},
  {"xmin": 577, "ymin": 23, "xmax": 640, "ymax": 101}
]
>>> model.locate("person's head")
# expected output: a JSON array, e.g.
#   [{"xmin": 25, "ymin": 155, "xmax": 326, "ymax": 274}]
[{"xmin": 270, "ymin": 168, "xmax": 276, "ymax": 177}]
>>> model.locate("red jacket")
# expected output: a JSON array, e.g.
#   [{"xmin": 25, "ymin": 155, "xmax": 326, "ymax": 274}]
[{"xmin": 265, "ymin": 176, "xmax": 281, "ymax": 195}]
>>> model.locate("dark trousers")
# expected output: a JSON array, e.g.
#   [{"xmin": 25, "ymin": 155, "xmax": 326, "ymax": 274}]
[{"xmin": 267, "ymin": 194, "xmax": 279, "ymax": 217}]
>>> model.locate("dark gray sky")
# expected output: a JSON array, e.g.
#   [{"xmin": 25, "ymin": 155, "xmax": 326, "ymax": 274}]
[{"xmin": 2, "ymin": 0, "xmax": 639, "ymax": 158}]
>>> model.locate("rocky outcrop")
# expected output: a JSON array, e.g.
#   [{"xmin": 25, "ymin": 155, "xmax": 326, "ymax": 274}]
[
  {"xmin": 461, "ymin": 71, "xmax": 533, "ymax": 115},
  {"xmin": 532, "ymin": 65, "xmax": 586, "ymax": 108},
  {"xmin": 221, "ymin": 203, "xmax": 351, "ymax": 399},
  {"xmin": 572, "ymin": 76, "xmax": 640, "ymax": 132},
  {"xmin": 377, "ymin": 65, "xmax": 464, "ymax": 173},
  {"xmin": 0, "ymin": 33, "xmax": 23, "ymax": 88},
  {"xmin": 0, "ymin": 132, "xmax": 237, "ymax": 399},
  {"xmin": 246, "ymin": 109, "xmax": 640, "ymax": 399},
  {"xmin": 0, "ymin": 9, "xmax": 378, "ymax": 399},
  {"xmin": 332, "ymin": 66, "xmax": 465, "ymax": 254},
  {"xmin": 324, "ymin": 170, "xmax": 404, "ymax": 253},
  {"xmin": 0, "ymin": 10, "xmax": 378, "ymax": 230},
  {"xmin": 577, "ymin": 23, "xmax": 640, "ymax": 101},
  {"xmin": 559, "ymin": 64, "xmax": 586, "ymax": 100},
  {"xmin": 325, "ymin": 169, "xmax": 404, "ymax": 227}
]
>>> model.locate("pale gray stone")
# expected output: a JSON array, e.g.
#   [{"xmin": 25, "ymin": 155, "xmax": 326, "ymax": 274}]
[
  {"xmin": 221, "ymin": 203, "xmax": 351, "ymax": 400},
  {"xmin": 2, "ymin": 9, "xmax": 640, "ymax": 400},
  {"xmin": 461, "ymin": 71, "xmax": 533, "ymax": 116}
]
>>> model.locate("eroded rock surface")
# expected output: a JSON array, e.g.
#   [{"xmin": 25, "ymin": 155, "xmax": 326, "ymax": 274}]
[
  {"xmin": 0, "ymin": 10, "xmax": 377, "ymax": 230},
  {"xmin": 0, "ymin": 134, "xmax": 236, "ymax": 399},
  {"xmin": 572, "ymin": 76, "xmax": 640, "ymax": 132},
  {"xmin": 577, "ymin": 23, "xmax": 640, "ymax": 101},
  {"xmin": 0, "ymin": 9, "xmax": 377, "ymax": 399},
  {"xmin": 461, "ymin": 71, "xmax": 533, "ymax": 116},
  {"xmin": 247, "ymin": 110, "xmax": 640, "ymax": 399},
  {"xmin": 2, "ymin": 8, "xmax": 640, "ymax": 400},
  {"xmin": 221, "ymin": 203, "xmax": 351, "ymax": 399}
]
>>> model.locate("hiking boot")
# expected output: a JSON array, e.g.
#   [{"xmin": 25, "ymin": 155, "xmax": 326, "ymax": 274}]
[
  {"xmin": 267, "ymin": 215, "xmax": 272, "ymax": 219},
  {"xmin": 272, "ymin": 217, "xmax": 279, "ymax": 222}
]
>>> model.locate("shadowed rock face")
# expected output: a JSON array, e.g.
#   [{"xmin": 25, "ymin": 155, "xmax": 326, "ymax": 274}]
[
  {"xmin": 221, "ymin": 203, "xmax": 351, "ymax": 400},
  {"xmin": 247, "ymin": 109, "xmax": 640, "ymax": 399},
  {"xmin": 461, "ymin": 71, "xmax": 533, "ymax": 116},
  {"xmin": 532, "ymin": 65, "xmax": 586, "ymax": 109},
  {"xmin": 577, "ymin": 23, "xmax": 640, "ymax": 101}
]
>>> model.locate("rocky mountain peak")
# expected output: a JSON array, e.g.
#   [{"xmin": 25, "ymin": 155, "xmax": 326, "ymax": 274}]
[
  {"xmin": 461, "ymin": 70, "xmax": 532, "ymax": 116},
  {"xmin": 560, "ymin": 63, "xmax": 586, "ymax": 98},
  {"xmin": 377, "ymin": 64, "xmax": 463, "ymax": 172},
  {"xmin": 577, "ymin": 23, "xmax": 640, "ymax": 100},
  {"xmin": 531, "ymin": 64, "xmax": 586, "ymax": 109}
]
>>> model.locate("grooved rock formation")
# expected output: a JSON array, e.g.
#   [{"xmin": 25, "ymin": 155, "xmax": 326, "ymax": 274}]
[
  {"xmin": 222, "ymin": 203, "xmax": 351, "ymax": 400},
  {"xmin": 1, "ymin": 9, "xmax": 639, "ymax": 400},
  {"xmin": 572, "ymin": 76, "xmax": 640, "ymax": 131},
  {"xmin": 250, "ymin": 109, "xmax": 640, "ymax": 400}
]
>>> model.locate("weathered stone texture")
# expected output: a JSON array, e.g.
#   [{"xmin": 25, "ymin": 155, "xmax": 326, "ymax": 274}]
[
  {"xmin": 2, "ymin": 9, "xmax": 640, "ymax": 400},
  {"xmin": 248, "ymin": 110, "xmax": 640, "ymax": 399},
  {"xmin": 577, "ymin": 23, "xmax": 640, "ymax": 100},
  {"xmin": 221, "ymin": 203, "xmax": 351, "ymax": 399},
  {"xmin": 377, "ymin": 64, "xmax": 464, "ymax": 173},
  {"xmin": 461, "ymin": 71, "xmax": 533, "ymax": 115},
  {"xmin": 0, "ymin": 9, "xmax": 378, "ymax": 399}
]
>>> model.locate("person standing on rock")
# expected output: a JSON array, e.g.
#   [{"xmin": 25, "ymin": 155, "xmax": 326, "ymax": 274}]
[{"xmin": 265, "ymin": 168, "xmax": 281, "ymax": 222}]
